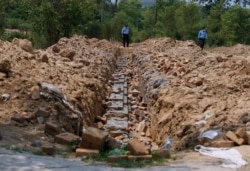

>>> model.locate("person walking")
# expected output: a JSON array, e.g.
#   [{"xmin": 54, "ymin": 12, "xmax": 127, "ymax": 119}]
[
  {"xmin": 198, "ymin": 27, "xmax": 208, "ymax": 50},
  {"xmin": 121, "ymin": 24, "xmax": 129, "ymax": 47}
]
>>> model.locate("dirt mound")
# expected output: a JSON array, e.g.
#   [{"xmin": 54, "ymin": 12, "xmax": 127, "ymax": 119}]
[
  {"xmin": 0, "ymin": 36, "xmax": 118, "ymax": 148},
  {"xmin": 127, "ymin": 38, "xmax": 250, "ymax": 149}
]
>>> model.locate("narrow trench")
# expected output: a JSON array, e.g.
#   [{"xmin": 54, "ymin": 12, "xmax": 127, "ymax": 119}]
[
  {"xmin": 102, "ymin": 56, "xmax": 130, "ymax": 147},
  {"xmin": 97, "ymin": 55, "xmax": 157, "ymax": 153}
]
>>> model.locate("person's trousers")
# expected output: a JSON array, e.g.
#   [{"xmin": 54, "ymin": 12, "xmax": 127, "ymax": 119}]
[
  {"xmin": 123, "ymin": 34, "xmax": 129, "ymax": 47},
  {"xmin": 199, "ymin": 38, "xmax": 206, "ymax": 49}
]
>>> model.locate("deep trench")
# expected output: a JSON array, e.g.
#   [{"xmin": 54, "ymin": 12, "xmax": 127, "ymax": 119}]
[
  {"xmin": 95, "ymin": 53, "xmax": 157, "ymax": 152},
  {"xmin": 38, "ymin": 50, "xmax": 160, "ymax": 156}
]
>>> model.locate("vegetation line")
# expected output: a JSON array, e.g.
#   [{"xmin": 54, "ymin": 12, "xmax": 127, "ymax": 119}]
[{"xmin": 0, "ymin": 0, "xmax": 249, "ymax": 48}]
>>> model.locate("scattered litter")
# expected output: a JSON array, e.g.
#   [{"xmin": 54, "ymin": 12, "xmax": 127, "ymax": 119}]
[
  {"xmin": 38, "ymin": 82, "xmax": 82, "ymax": 118},
  {"xmin": 195, "ymin": 145, "xmax": 247, "ymax": 168},
  {"xmin": 205, "ymin": 113, "xmax": 214, "ymax": 120},
  {"xmin": 1, "ymin": 94, "xmax": 10, "ymax": 101},
  {"xmin": 200, "ymin": 130, "xmax": 220, "ymax": 140},
  {"xmin": 38, "ymin": 82, "xmax": 83, "ymax": 135},
  {"xmin": 194, "ymin": 120, "xmax": 207, "ymax": 127},
  {"xmin": 162, "ymin": 137, "xmax": 173, "ymax": 149},
  {"xmin": 40, "ymin": 92, "xmax": 53, "ymax": 100},
  {"xmin": 39, "ymin": 82, "xmax": 67, "ymax": 101}
]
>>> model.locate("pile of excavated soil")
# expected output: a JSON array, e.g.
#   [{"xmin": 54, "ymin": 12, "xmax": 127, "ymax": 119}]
[
  {"xmin": 0, "ymin": 36, "xmax": 119, "ymax": 149},
  {"xmin": 126, "ymin": 38, "xmax": 250, "ymax": 149}
]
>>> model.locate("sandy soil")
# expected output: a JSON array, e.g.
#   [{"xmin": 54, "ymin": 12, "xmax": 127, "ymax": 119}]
[{"xmin": 1, "ymin": 36, "xmax": 250, "ymax": 169}]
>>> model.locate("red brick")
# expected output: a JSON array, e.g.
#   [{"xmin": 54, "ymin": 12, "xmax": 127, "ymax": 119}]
[
  {"xmin": 226, "ymin": 131, "xmax": 245, "ymax": 145},
  {"xmin": 245, "ymin": 131, "xmax": 250, "ymax": 145},
  {"xmin": 44, "ymin": 122, "xmax": 61, "ymax": 136},
  {"xmin": 109, "ymin": 130, "xmax": 123, "ymax": 137},
  {"xmin": 115, "ymin": 135, "xmax": 125, "ymax": 140},
  {"xmin": 96, "ymin": 121, "xmax": 103, "ymax": 129},
  {"xmin": 54, "ymin": 132, "xmax": 80, "ymax": 145},
  {"xmin": 106, "ymin": 155, "xmax": 128, "ymax": 163},
  {"xmin": 235, "ymin": 128, "xmax": 246, "ymax": 138},
  {"xmin": 127, "ymin": 155, "xmax": 152, "ymax": 161},
  {"xmin": 96, "ymin": 116, "xmax": 107, "ymax": 124},
  {"xmin": 211, "ymin": 140, "xmax": 235, "ymax": 148},
  {"xmin": 153, "ymin": 149, "xmax": 170, "ymax": 158},
  {"xmin": 80, "ymin": 127, "xmax": 108, "ymax": 150},
  {"xmin": 128, "ymin": 139, "xmax": 149, "ymax": 155},
  {"xmin": 145, "ymin": 128, "xmax": 151, "ymax": 137},
  {"xmin": 41, "ymin": 145, "xmax": 54, "ymax": 155},
  {"xmin": 76, "ymin": 148, "xmax": 99, "ymax": 157}
]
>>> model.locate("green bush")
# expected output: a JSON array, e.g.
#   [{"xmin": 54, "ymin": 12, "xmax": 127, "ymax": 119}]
[{"xmin": 1, "ymin": 31, "xmax": 29, "ymax": 41}]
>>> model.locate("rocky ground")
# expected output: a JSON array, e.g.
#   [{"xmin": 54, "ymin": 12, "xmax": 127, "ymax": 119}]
[{"xmin": 1, "ymin": 36, "xmax": 250, "ymax": 170}]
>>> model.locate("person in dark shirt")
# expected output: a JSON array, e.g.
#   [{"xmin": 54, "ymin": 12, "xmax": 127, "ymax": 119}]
[
  {"xmin": 121, "ymin": 24, "xmax": 129, "ymax": 47},
  {"xmin": 198, "ymin": 27, "xmax": 208, "ymax": 50}
]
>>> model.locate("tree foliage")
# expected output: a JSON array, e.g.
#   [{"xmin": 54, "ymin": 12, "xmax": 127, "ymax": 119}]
[
  {"xmin": 220, "ymin": 6, "xmax": 250, "ymax": 45},
  {"xmin": 175, "ymin": 3, "xmax": 201, "ymax": 40},
  {"xmin": 31, "ymin": 1, "xmax": 60, "ymax": 46},
  {"xmin": 191, "ymin": 0, "xmax": 250, "ymax": 7},
  {"xmin": 1, "ymin": 0, "xmax": 250, "ymax": 48}
]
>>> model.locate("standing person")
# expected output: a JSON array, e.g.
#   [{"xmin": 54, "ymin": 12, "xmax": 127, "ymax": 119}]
[
  {"xmin": 121, "ymin": 24, "xmax": 129, "ymax": 47},
  {"xmin": 198, "ymin": 27, "xmax": 208, "ymax": 50}
]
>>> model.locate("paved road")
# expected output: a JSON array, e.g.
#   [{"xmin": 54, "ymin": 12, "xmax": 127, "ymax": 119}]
[{"xmin": 1, "ymin": 147, "xmax": 246, "ymax": 171}]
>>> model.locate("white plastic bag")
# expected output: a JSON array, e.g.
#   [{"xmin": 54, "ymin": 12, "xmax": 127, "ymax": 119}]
[{"xmin": 195, "ymin": 145, "xmax": 247, "ymax": 168}]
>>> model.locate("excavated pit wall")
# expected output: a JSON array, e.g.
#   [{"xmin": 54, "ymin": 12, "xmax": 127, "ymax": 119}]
[
  {"xmin": 42, "ymin": 37, "xmax": 121, "ymax": 133},
  {"xmin": 129, "ymin": 55, "xmax": 169, "ymax": 146},
  {"xmin": 0, "ymin": 36, "xmax": 120, "ymax": 137}
]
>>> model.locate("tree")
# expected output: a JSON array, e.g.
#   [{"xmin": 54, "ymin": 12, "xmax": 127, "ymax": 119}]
[
  {"xmin": 175, "ymin": 3, "xmax": 201, "ymax": 40},
  {"xmin": 220, "ymin": 6, "xmax": 250, "ymax": 45},
  {"xmin": 140, "ymin": 7, "xmax": 155, "ymax": 39},
  {"xmin": 191, "ymin": 0, "xmax": 250, "ymax": 8},
  {"xmin": 0, "ymin": 0, "xmax": 6, "ymax": 34},
  {"xmin": 156, "ymin": 1, "xmax": 183, "ymax": 38},
  {"xmin": 207, "ymin": 0, "xmax": 225, "ymax": 46},
  {"xmin": 109, "ymin": 11, "xmax": 127, "ymax": 40},
  {"xmin": 55, "ymin": 0, "xmax": 83, "ymax": 37},
  {"xmin": 118, "ymin": 0, "xmax": 142, "ymax": 24},
  {"xmin": 31, "ymin": 1, "xmax": 60, "ymax": 46}
]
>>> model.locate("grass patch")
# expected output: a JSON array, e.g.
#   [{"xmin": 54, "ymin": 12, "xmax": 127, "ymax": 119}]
[
  {"xmin": 152, "ymin": 156, "xmax": 167, "ymax": 164},
  {"xmin": 92, "ymin": 148, "xmax": 126, "ymax": 161},
  {"xmin": 2, "ymin": 145, "xmax": 29, "ymax": 153},
  {"xmin": 2, "ymin": 144, "xmax": 46, "ymax": 156},
  {"xmin": 114, "ymin": 159, "xmax": 151, "ymax": 168},
  {"xmin": 32, "ymin": 150, "xmax": 46, "ymax": 156},
  {"xmin": 171, "ymin": 155, "xmax": 177, "ymax": 160},
  {"xmin": 66, "ymin": 142, "xmax": 77, "ymax": 152},
  {"xmin": 93, "ymin": 147, "xmax": 169, "ymax": 168}
]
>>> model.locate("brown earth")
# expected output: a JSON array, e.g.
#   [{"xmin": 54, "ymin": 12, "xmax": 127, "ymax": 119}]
[
  {"xmin": 1, "ymin": 36, "xmax": 250, "ymax": 163},
  {"xmin": 127, "ymin": 38, "xmax": 250, "ymax": 149},
  {"xmin": 0, "ymin": 36, "xmax": 119, "ymax": 151}
]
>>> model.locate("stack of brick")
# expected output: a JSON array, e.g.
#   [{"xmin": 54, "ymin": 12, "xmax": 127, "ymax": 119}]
[
  {"xmin": 43, "ymin": 121, "xmax": 81, "ymax": 155},
  {"xmin": 210, "ymin": 128, "xmax": 250, "ymax": 148},
  {"xmin": 76, "ymin": 127, "xmax": 109, "ymax": 157}
]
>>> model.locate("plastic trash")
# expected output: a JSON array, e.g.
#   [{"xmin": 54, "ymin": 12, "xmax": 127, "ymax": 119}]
[
  {"xmin": 205, "ymin": 113, "xmax": 213, "ymax": 120},
  {"xmin": 162, "ymin": 137, "xmax": 173, "ymax": 149},
  {"xmin": 38, "ymin": 82, "xmax": 83, "ymax": 135},
  {"xmin": 38, "ymin": 82, "xmax": 81, "ymax": 116},
  {"xmin": 39, "ymin": 82, "xmax": 67, "ymax": 101},
  {"xmin": 200, "ymin": 130, "xmax": 220, "ymax": 140},
  {"xmin": 194, "ymin": 120, "xmax": 207, "ymax": 126},
  {"xmin": 195, "ymin": 145, "xmax": 247, "ymax": 168},
  {"xmin": 1, "ymin": 94, "xmax": 10, "ymax": 101}
]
